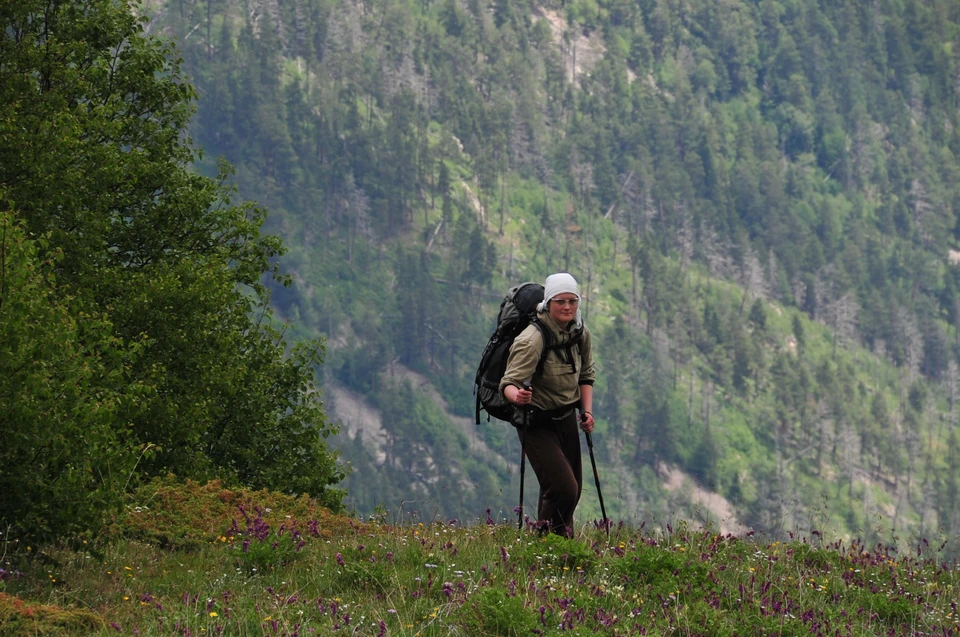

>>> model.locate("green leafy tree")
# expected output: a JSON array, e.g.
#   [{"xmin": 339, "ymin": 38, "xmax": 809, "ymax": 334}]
[
  {"xmin": 0, "ymin": 0, "xmax": 345, "ymax": 522},
  {"xmin": 0, "ymin": 213, "xmax": 139, "ymax": 541}
]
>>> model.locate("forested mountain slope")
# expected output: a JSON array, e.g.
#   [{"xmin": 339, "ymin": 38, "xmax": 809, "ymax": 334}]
[{"xmin": 149, "ymin": 0, "xmax": 960, "ymax": 548}]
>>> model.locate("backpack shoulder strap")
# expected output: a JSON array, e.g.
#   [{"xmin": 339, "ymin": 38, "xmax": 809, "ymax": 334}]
[{"xmin": 530, "ymin": 318, "xmax": 554, "ymax": 377}]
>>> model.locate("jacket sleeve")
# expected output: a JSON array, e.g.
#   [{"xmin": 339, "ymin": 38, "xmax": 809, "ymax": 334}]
[
  {"xmin": 499, "ymin": 325, "xmax": 544, "ymax": 398},
  {"xmin": 578, "ymin": 325, "xmax": 596, "ymax": 386}
]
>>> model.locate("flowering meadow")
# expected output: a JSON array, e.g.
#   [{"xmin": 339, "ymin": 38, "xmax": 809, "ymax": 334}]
[{"xmin": 1, "ymin": 481, "xmax": 959, "ymax": 636}]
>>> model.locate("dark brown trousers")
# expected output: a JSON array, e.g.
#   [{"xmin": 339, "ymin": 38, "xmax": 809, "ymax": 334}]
[{"xmin": 517, "ymin": 409, "xmax": 583, "ymax": 537}]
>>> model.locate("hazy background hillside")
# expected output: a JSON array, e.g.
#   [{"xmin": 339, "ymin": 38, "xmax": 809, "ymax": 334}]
[{"xmin": 145, "ymin": 0, "xmax": 960, "ymax": 549}]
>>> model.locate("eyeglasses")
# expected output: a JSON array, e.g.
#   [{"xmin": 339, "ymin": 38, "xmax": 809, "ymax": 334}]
[{"xmin": 551, "ymin": 298, "xmax": 579, "ymax": 306}]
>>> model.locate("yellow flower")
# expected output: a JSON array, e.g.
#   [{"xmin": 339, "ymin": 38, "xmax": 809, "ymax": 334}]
[
  {"xmin": 124, "ymin": 596, "xmax": 130, "ymax": 601},
  {"xmin": 209, "ymin": 612, "xmax": 218, "ymax": 617},
  {"xmin": 124, "ymin": 566, "xmax": 132, "ymax": 571},
  {"xmin": 263, "ymin": 616, "xmax": 272, "ymax": 621}
]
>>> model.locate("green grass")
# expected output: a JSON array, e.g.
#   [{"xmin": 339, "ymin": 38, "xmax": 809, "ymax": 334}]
[{"xmin": 2, "ymin": 482, "xmax": 959, "ymax": 636}]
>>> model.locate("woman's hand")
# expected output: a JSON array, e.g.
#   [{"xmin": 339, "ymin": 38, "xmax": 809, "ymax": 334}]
[
  {"xmin": 579, "ymin": 410, "xmax": 595, "ymax": 433},
  {"xmin": 505, "ymin": 384, "xmax": 533, "ymax": 405}
]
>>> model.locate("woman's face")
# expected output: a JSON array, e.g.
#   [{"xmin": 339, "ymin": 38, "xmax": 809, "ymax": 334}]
[{"xmin": 548, "ymin": 293, "xmax": 579, "ymax": 326}]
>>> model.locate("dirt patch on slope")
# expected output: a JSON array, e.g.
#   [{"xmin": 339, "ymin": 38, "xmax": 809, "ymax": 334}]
[
  {"xmin": 327, "ymin": 382, "xmax": 388, "ymax": 463},
  {"xmin": 326, "ymin": 365, "xmax": 508, "ymax": 473},
  {"xmin": 660, "ymin": 463, "xmax": 747, "ymax": 536},
  {"xmin": 532, "ymin": 6, "xmax": 606, "ymax": 84}
]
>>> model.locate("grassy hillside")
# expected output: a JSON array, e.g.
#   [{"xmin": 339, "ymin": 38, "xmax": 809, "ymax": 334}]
[{"xmin": 2, "ymin": 482, "xmax": 958, "ymax": 636}]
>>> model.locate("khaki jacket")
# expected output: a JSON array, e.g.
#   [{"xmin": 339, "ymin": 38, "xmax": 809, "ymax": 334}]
[{"xmin": 499, "ymin": 310, "xmax": 595, "ymax": 412}]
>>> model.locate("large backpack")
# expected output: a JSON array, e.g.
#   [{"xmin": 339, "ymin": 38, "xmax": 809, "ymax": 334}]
[{"xmin": 474, "ymin": 282, "xmax": 581, "ymax": 424}]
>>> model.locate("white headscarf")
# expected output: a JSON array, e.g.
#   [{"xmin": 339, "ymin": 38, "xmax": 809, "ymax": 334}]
[{"xmin": 537, "ymin": 272, "xmax": 582, "ymax": 329}]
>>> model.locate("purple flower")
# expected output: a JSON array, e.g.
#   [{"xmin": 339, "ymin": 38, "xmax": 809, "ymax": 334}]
[{"xmin": 336, "ymin": 553, "xmax": 345, "ymax": 567}]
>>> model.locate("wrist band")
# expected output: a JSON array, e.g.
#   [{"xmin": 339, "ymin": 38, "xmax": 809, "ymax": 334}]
[{"xmin": 583, "ymin": 411, "xmax": 592, "ymax": 417}]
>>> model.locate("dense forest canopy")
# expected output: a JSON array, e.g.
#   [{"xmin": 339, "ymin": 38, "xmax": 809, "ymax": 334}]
[{"xmin": 149, "ymin": 0, "xmax": 960, "ymax": 547}]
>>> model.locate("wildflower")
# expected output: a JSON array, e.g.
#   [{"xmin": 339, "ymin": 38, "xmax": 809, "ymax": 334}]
[{"xmin": 209, "ymin": 612, "xmax": 218, "ymax": 617}]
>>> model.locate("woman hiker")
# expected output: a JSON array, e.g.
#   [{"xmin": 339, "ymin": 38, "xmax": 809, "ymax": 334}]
[{"xmin": 499, "ymin": 272, "xmax": 596, "ymax": 537}]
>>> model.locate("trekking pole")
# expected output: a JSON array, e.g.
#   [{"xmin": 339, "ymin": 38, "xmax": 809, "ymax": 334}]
[
  {"xmin": 518, "ymin": 382, "xmax": 532, "ymax": 531},
  {"xmin": 581, "ymin": 409, "xmax": 609, "ymax": 536}
]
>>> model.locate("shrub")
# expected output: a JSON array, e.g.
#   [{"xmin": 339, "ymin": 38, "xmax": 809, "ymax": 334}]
[{"xmin": 113, "ymin": 476, "xmax": 361, "ymax": 549}]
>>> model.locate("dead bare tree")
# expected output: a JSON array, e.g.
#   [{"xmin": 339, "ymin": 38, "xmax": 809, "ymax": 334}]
[
  {"xmin": 825, "ymin": 292, "xmax": 860, "ymax": 357},
  {"xmin": 699, "ymin": 222, "xmax": 734, "ymax": 280},
  {"xmin": 737, "ymin": 246, "xmax": 769, "ymax": 315}
]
